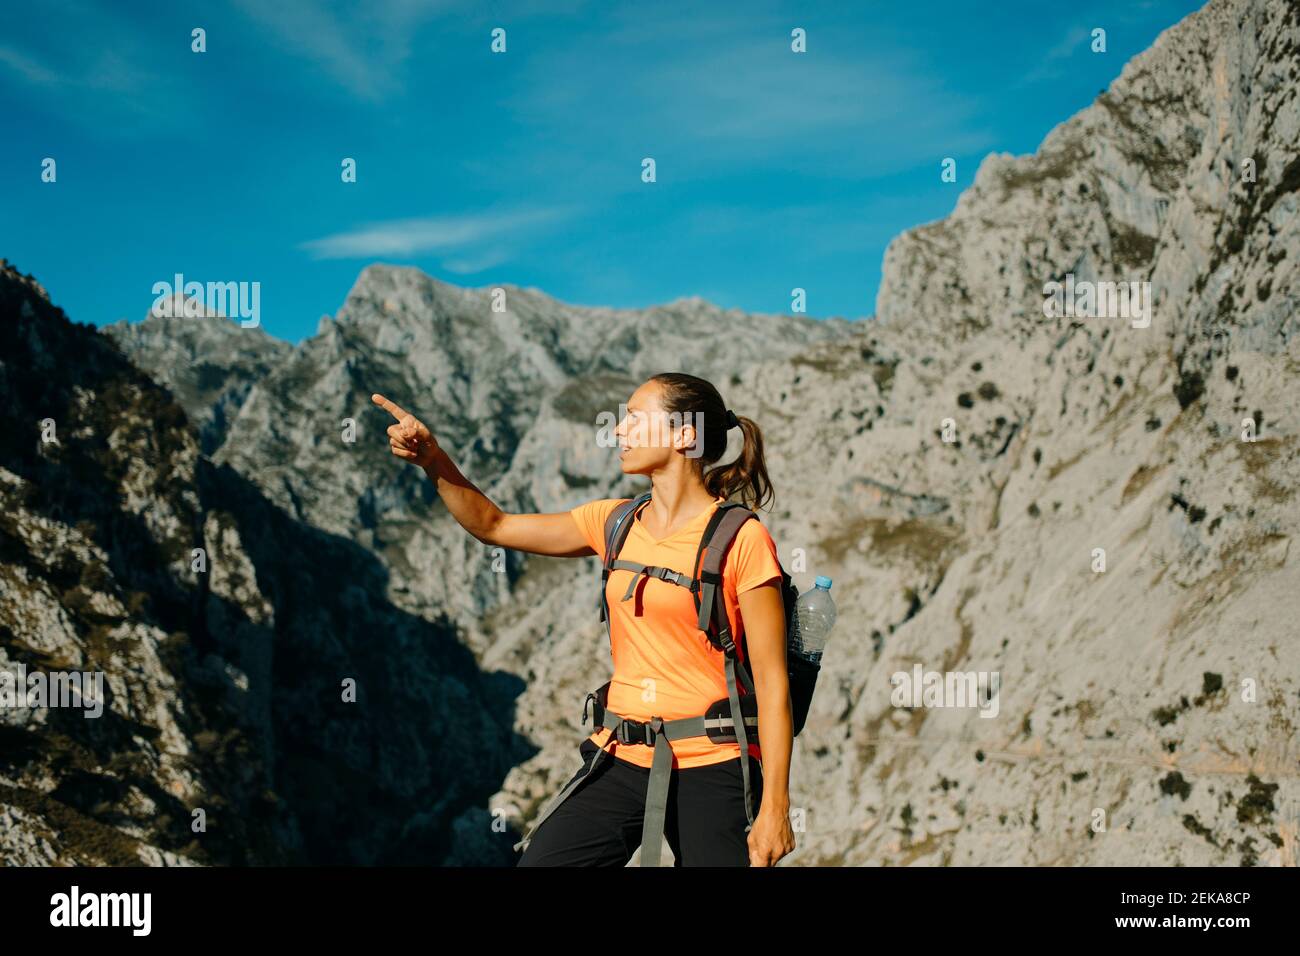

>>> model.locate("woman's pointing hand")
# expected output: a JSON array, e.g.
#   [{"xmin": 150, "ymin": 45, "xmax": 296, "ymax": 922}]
[{"xmin": 372, "ymin": 393, "xmax": 440, "ymax": 469}]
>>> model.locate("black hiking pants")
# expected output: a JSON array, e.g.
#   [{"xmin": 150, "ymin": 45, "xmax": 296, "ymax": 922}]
[{"xmin": 517, "ymin": 738, "xmax": 763, "ymax": 867}]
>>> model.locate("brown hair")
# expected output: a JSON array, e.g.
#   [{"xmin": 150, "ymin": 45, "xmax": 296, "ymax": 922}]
[{"xmin": 648, "ymin": 372, "xmax": 774, "ymax": 512}]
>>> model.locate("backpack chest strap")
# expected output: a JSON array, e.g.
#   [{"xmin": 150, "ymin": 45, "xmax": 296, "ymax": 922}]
[{"xmin": 608, "ymin": 559, "xmax": 694, "ymax": 603}]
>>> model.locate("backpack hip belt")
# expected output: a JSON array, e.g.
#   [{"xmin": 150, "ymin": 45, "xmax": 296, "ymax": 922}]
[{"xmin": 511, "ymin": 678, "xmax": 758, "ymax": 866}]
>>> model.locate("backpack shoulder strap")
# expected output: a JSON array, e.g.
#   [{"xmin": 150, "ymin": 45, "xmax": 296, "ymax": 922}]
[
  {"xmin": 602, "ymin": 491, "xmax": 651, "ymax": 566},
  {"xmin": 598, "ymin": 492, "xmax": 652, "ymax": 629},
  {"xmin": 690, "ymin": 502, "xmax": 757, "ymax": 641},
  {"xmin": 690, "ymin": 500, "xmax": 763, "ymax": 837}
]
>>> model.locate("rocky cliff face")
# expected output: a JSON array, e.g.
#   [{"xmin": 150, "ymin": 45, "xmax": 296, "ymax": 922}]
[
  {"xmin": 0, "ymin": 263, "xmax": 281, "ymax": 865},
  {"xmin": 8, "ymin": 0, "xmax": 1298, "ymax": 866},
  {"xmin": 106, "ymin": 307, "xmax": 291, "ymax": 457},
  {"xmin": 0, "ymin": 263, "xmax": 522, "ymax": 865},
  {"xmin": 769, "ymin": 0, "xmax": 1300, "ymax": 864}
]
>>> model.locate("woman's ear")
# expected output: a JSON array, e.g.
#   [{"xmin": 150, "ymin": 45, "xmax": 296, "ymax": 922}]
[{"xmin": 675, "ymin": 418, "xmax": 698, "ymax": 454}]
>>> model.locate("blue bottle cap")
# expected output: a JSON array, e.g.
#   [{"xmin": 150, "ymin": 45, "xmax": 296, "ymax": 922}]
[{"xmin": 815, "ymin": 576, "xmax": 833, "ymax": 589}]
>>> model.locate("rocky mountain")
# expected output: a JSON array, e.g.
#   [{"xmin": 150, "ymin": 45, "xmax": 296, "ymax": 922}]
[
  {"xmin": 109, "ymin": 268, "xmax": 855, "ymax": 650},
  {"xmin": 768, "ymin": 0, "xmax": 1300, "ymax": 864},
  {"xmin": 106, "ymin": 305, "xmax": 291, "ymax": 457},
  {"xmin": 0, "ymin": 262, "xmax": 524, "ymax": 866},
  {"xmin": 6, "ymin": 0, "xmax": 1298, "ymax": 866}
]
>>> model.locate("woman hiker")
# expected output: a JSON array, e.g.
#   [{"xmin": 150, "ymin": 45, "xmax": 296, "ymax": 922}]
[{"xmin": 373, "ymin": 372, "xmax": 796, "ymax": 867}]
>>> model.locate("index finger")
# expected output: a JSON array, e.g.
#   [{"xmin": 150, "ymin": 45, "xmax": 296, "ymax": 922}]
[{"xmin": 371, "ymin": 393, "xmax": 410, "ymax": 422}]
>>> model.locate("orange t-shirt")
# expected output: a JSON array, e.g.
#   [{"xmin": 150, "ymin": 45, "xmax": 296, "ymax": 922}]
[{"xmin": 568, "ymin": 495, "xmax": 783, "ymax": 770}]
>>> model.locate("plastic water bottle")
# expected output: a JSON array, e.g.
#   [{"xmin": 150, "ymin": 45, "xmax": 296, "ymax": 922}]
[{"xmin": 792, "ymin": 576, "xmax": 836, "ymax": 663}]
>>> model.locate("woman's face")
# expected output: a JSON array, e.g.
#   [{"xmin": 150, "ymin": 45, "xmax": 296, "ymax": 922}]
[{"xmin": 616, "ymin": 381, "xmax": 699, "ymax": 475}]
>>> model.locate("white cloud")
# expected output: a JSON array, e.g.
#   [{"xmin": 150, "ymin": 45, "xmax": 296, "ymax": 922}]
[
  {"xmin": 0, "ymin": 46, "xmax": 60, "ymax": 86},
  {"xmin": 499, "ymin": 6, "xmax": 992, "ymax": 180},
  {"xmin": 299, "ymin": 206, "xmax": 572, "ymax": 260},
  {"xmin": 0, "ymin": 3, "xmax": 199, "ymax": 131},
  {"xmin": 1043, "ymin": 25, "xmax": 1091, "ymax": 62},
  {"xmin": 230, "ymin": 0, "xmax": 461, "ymax": 101},
  {"xmin": 442, "ymin": 248, "xmax": 511, "ymax": 274}
]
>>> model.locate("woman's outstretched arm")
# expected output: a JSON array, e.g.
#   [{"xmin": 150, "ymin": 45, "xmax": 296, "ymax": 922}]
[{"xmin": 373, "ymin": 393, "xmax": 595, "ymax": 558}]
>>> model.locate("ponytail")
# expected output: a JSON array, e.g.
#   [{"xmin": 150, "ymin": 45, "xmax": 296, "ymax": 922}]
[
  {"xmin": 702, "ymin": 412, "xmax": 773, "ymax": 512},
  {"xmin": 648, "ymin": 372, "xmax": 775, "ymax": 512}
]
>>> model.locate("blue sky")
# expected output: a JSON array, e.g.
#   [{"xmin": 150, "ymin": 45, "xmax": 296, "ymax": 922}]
[{"xmin": 1, "ymin": 0, "xmax": 1203, "ymax": 344}]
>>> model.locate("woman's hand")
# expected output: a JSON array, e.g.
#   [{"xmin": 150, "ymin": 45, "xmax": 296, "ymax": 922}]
[
  {"xmin": 373, "ymin": 393, "xmax": 440, "ymax": 469},
  {"xmin": 748, "ymin": 804, "xmax": 796, "ymax": 866}
]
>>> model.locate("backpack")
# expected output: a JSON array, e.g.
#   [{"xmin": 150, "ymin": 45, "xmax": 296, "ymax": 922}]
[
  {"xmin": 598, "ymin": 491, "xmax": 820, "ymax": 738},
  {"xmin": 513, "ymin": 490, "xmax": 822, "ymax": 866}
]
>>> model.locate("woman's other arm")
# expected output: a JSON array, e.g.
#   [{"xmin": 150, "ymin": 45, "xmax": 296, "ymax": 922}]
[{"xmin": 738, "ymin": 580, "xmax": 797, "ymax": 866}]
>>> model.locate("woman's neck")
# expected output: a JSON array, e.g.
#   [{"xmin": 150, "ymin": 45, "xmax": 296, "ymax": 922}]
[{"xmin": 641, "ymin": 481, "xmax": 718, "ymax": 537}]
